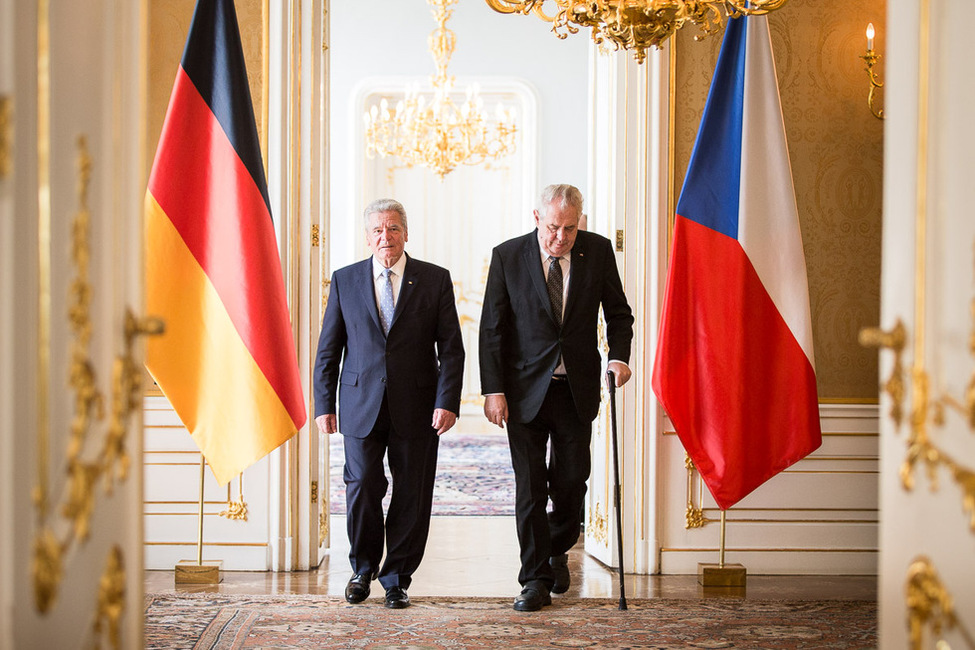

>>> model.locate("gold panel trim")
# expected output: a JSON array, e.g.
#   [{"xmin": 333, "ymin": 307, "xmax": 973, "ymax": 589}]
[
  {"xmin": 0, "ymin": 95, "xmax": 11, "ymax": 178},
  {"xmin": 660, "ymin": 547, "xmax": 878, "ymax": 554},
  {"xmin": 143, "ymin": 541, "xmax": 269, "ymax": 547}
]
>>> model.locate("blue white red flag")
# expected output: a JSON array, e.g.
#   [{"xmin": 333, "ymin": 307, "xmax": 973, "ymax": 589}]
[{"xmin": 651, "ymin": 15, "xmax": 822, "ymax": 510}]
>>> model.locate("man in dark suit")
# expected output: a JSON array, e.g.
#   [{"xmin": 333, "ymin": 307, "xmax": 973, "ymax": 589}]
[
  {"xmin": 480, "ymin": 184, "xmax": 634, "ymax": 611},
  {"xmin": 314, "ymin": 198, "xmax": 465, "ymax": 609}
]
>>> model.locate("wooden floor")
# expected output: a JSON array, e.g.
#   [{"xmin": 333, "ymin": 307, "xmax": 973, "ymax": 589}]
[{"xmin": 145, "ymin": 516, "xmax": 876, "ymax": 602}]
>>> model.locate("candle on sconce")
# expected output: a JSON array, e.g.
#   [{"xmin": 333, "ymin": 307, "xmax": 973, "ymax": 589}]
[{"xmin": 866, "ymin": 22, "xmax": 875, "ymax": 52}]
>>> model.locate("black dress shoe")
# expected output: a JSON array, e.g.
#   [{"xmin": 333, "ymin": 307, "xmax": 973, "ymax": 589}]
[
  {"xmin": 384, "ymin": 586, "xmax": 410, "ymax": 609},
  {"xmin": 513, "ymin": 583, "xmax": 551, "ymax": 612},
  {"xmin": 550, "ymin": 553, "xmax": 570, "ymax": 594},
  {"xmin": 345, "ymin": 573, "xmax": 371, "ymax": 604}
]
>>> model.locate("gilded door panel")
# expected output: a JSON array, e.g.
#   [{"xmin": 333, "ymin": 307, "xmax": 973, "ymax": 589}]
[{"xmin": 3, "ymin": 0, "xmax": 147, "ymax": 647}]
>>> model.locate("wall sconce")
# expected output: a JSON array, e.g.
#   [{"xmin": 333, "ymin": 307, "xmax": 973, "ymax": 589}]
[{"xmin": 860, "ymin": 22, "xmax": 885, "ymax": 120}]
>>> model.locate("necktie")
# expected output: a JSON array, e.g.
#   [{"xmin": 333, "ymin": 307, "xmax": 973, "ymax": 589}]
[
  {"xmin": 379, "ymin": 269, "xmax": 395, "ymax": 335},
  {"xmin": 547, "ymin": 256, "xmax": 563, "ymax": 328}
]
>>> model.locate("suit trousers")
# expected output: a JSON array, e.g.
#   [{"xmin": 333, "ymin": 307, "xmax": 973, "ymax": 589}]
[
  {"xmin": 506, "ymin": 378, "xmax": 591, "ymax": 588},
  {"xmin": 342, "ymin": 392, "xmax": 440, "ymax": 590}
]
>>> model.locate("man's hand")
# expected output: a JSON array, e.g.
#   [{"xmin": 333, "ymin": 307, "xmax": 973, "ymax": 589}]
[
  {"xmin": 483, "ymin": 394, "xmax": 508, "ymax": 429},
  {"xmin": 316, "ymin": 413, "xmax": 338, "ymax": 435},
  {"xmin": 607, "ymin": 361, "xmax": 632, "ymax": 387},
  {"xmin": 432, "ymin": 408, "xmax": 457, "ymax": 436}
]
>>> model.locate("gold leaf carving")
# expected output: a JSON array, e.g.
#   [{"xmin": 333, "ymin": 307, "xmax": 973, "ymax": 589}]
[
  {"xmin": 905, "ymin": 557, "xmax": 967, "ymax": 650},
  {"xmin": 92, "ymin": 546, "xmax": 125, "ymax": 650},
  {"xmin": 588, "ymin": 501, "xmax": 608, "ymax": 545},
  {"xmin": 32, "ymin": 527, "xmax": 62, "ymax": 614}
]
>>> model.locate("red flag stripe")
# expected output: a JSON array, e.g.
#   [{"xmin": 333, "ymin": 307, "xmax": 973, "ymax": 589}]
[
  {"xmin": 148, "ymin": 66, "xmax": 303, "ymax": 427},
  {"xmin": 653, "ymin": 217, "xmax": 820, "ymax": 509}
]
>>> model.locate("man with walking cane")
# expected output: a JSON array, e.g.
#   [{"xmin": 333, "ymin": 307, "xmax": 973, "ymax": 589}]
[{"xmin": 479, "ymin": 184, "xmax": 634, "ymax": 612}]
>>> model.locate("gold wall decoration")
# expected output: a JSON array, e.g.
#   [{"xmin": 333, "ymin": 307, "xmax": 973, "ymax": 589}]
[
  {"xmin": 311, "ymin": 223, "xmax": 320, "ymax": 247},
  {"xmin": 32, "ymin": 138, "xmax": 158, "ymax": 617},
  {"xmin": 0, "ymin": 95, "xmax": 11, "ymax": 178},
  {"xmin": 92, "ymin": 546, "xmax": 125, "ymax": 650},
  {"xmin": 684, "ymin": 454, "xmax": 706, "ymax": 529},
  {"xmin": 672, "ymin": 0, "xmax": 885, "ymax": 401},
  {"xmin": 904, "ymin": 557, "xmax": 972, "ymax": 650},
  {"xmin": 860, "ymin": 319, "xmax": 906, "ymax": 426},
  {"xmin": 218, "ymin": 474, "xmax": 249, "ymax": 521},
  {"xmin": 60, "ymin": 136, "xmax": 106, "ymax": 542},
  {"xmin": 319, "ymin": 510, "xmax": 328, "ymax": 548},
  {"xmin": 588, "ymin": 500, "xmax": 608, "ymax": 545}
]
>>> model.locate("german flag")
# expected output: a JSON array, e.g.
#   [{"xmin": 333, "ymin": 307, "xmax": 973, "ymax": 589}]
[{"xmin": 146, "ymin": 0, "xmax": 306, "ymax": 485}]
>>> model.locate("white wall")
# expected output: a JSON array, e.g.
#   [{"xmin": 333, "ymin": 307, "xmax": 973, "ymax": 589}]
[{"xmin": 328, "ymin": 0, "xmax": 589, "ymax": 269}]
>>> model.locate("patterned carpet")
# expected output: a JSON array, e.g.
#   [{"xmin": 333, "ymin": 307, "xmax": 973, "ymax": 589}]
[
  {"xmin": 144, "ymin": 593, "xmax": 878, "ymax": 649},
  {"xmin": 329, "ymin": 432, "xmax": 515, "ymax": 516}
]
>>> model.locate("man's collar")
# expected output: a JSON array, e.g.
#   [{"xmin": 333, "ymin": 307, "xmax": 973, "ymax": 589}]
[{"xmin": 372, "ymin": 253, "xmax": 407, "ymax": 278}]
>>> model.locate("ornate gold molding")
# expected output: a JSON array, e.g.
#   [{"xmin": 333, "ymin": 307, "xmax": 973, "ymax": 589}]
[
  {"xmin": 310, "ymin": 223, "xmax": 320, "ymax": 247},
  {"xmin": 319, "ymin": 509, "xmax": 328, "ymax": 548},
  {"xmin": 32, "ymin": 138, "xmax": 160, "ymax": 623},
  {"xmin": 859, "ymin": 319, "xmax": 906, "ymax": 427},
  {"xmin": 218, "ymin": 474, "xmax": 248, "ymax": 521},
  {"xmin": 0, "ymin": 95, "xmax": 11, "ymax": 178},
  {"xmin": 684, "ymin": 453, "xmax": 706, "ymax": 529},
  {"xmin": 904, "ymin": 557, "xmax": 975, "ymax": 650},
  {"xmin": 92, "ymin": 546, "xmax": 125, "ymax": 650},
  {"xmin": 588, "ymin": 500, "xmax": 608, "ymax": 545}
]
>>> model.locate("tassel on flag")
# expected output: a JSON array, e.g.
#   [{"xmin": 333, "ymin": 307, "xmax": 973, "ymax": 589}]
[
  {"xmin": 652, "ymin": 15, "xmax": 822, "ymax": 510},
  {"xmin": 145, "ymin": 0, "xmax": 306, "ymax": 485}
]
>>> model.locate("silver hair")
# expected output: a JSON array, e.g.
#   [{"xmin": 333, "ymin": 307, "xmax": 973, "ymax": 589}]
[
  {"xmin": 539, "ymin": 184, "xmax": 584, "ymax": 217},
  {"xmin": 363, "ymin": 198, "xmax": 408, "ymax": 230}
]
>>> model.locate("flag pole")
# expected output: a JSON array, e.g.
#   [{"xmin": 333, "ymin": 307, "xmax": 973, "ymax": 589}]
[
  {"xmin": 175, "ymin": 454, "xmax": 221, "ymax": 585},
  {"xmin": 698, "ymin": 507, "xmax": 746, "ymax": 587},
  {"xmin": 196, "ymin": 454, "xmax": 205, "ymax": 565},
  {"xmin": 718, "ymin": 509, "xmax": 727, "ymax": 568}
]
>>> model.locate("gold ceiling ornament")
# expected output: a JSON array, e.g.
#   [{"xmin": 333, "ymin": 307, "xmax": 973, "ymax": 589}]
[
  {"xmin": 485, "ymin": 0, "xmax": 789, "ymax": 63},
  {"xmin": 363, "ymin": 0, "xmax": 518, "ymax": 179}
]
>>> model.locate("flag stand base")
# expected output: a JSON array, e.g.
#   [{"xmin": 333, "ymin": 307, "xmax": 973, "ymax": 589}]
[
  {"xmin": 697, "ymin": 562, "xmax": 747, "ymax": 587},
  {"xmin": 175, "ymin": 560, "xmax": 223, "ymax": 585}
]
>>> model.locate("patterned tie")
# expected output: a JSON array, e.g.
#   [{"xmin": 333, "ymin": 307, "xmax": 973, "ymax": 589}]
[
  {"xmin": 547, "ymin": 256, "xmax": 563, "ymax": 328},
  {"xmin": 379, "ymin": 268, "xmax": 395, "ymax": 335}
]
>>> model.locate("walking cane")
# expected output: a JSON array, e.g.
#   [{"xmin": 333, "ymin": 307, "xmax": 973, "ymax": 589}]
[{"xmin": 606, "ymin": 370, "xmax": 628, "ymax": 611}]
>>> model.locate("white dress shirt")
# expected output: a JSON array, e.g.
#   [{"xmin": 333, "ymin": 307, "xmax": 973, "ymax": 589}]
[{"xmin": 372, "ymin": 254, "xmax": 408, "ymax": 314}]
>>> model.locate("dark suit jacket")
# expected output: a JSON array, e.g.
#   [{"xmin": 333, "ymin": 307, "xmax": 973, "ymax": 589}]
[
  {"xmin": 479, "ymin": 230, "xmax": 633, "ymax": 424},
  {"xmin": 314, "ymin": 254, "xmax": 465, "ymax": 438}
]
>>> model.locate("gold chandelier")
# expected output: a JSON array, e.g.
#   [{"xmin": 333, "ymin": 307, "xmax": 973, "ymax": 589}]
[
  {"xmin": 364, "ymin": 0, "xmax": 518, "ymax": 179},
  {"xmin": 484, "ymin": 0, "xmax": 790, "ymax": 63}
]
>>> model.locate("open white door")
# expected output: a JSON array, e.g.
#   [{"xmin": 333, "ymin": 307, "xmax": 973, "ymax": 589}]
[
  {"xmin": 1, "ymin": 1, "xmax": 148, "ymax": 647},
  {"xmin": 877, "ymin": 0, "xmax": 975, "ymax": 647}
]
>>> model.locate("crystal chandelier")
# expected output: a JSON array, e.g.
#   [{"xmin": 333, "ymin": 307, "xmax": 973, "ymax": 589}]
[
  {"xmin": 364, "ymin": 0, "xmax": 518, "ymax": 180},
  {"xmin": 484, "ymin": 0, "xmax": 790, "ymax": 64}
]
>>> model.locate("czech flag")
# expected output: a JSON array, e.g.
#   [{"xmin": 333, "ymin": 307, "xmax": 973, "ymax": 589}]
[
  {"xmin": 145, "ymin": 0, "xmax": 306, "ymax": 485},
  {"xmin": 652, "ymin": 15, "xmax": 821, "ymax": 510}
]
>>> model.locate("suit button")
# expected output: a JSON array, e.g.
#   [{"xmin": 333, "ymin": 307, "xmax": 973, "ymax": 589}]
[{"xmin": 381, "ymin": 377, "xmax": 386, "ymax": 384}]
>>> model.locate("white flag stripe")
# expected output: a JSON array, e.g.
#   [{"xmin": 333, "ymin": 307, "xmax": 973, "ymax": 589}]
[{"xmin": 737, "ymin": 16, "xmax": 816, "ymax": 367}]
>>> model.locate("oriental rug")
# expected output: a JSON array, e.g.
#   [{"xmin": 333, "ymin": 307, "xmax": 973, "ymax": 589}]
[
  {"xmin": 329, "ymin": 432, "xmax": 515, "ymax": 516},
  {"xmin": 144, "ymin": 593, "xmax": 877, "ymax": 649}
]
